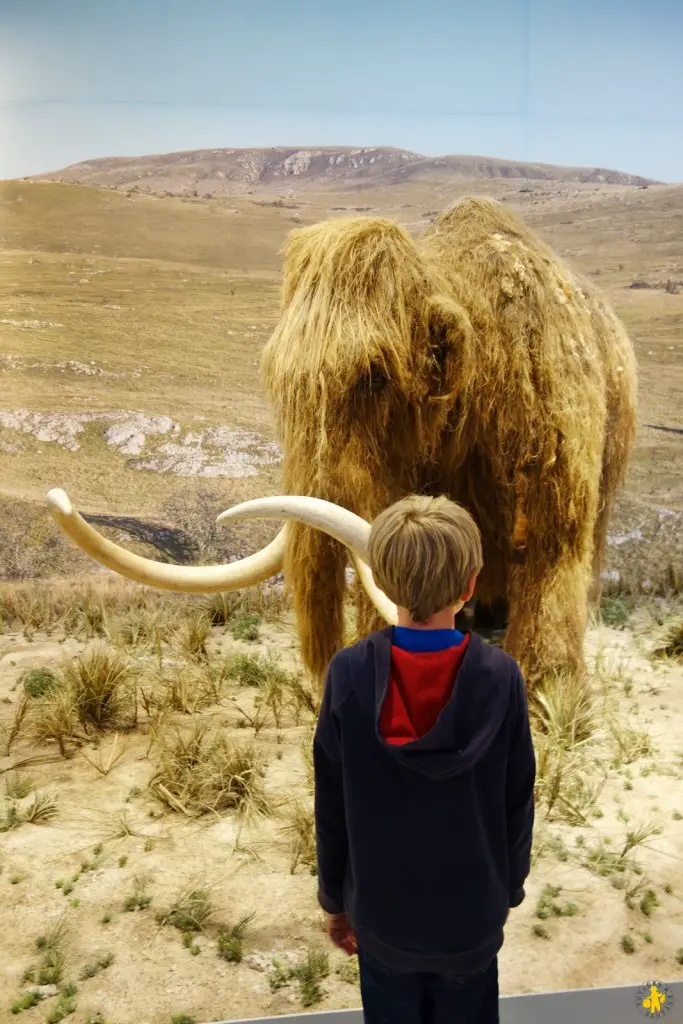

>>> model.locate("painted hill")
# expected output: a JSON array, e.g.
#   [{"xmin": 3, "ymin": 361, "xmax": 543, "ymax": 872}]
[{"xmin": 29, "ymin": 146, "xmax": 659, "ymax": 196}]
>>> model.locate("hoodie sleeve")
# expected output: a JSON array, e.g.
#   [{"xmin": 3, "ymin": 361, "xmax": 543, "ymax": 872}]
[
  {"xmin": 313, "ymin": 656, "xmax": 348, "ymax": 916},
  {"xmin": 506, "ymin": 665, "xmax": 536, "ymax": 908}
]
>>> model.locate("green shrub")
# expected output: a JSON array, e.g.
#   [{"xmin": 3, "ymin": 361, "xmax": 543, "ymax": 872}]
[{"xmin": 22, "ymin": 667, "xmax": 60, "ymax": 699}]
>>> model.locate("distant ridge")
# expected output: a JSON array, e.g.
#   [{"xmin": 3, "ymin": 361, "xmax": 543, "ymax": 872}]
[{"xmin": 30, "ymin": 146, "xmax": 659, "ymax": 196}]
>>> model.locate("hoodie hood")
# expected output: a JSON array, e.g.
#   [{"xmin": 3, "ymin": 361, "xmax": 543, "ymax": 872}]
[{"xmin": 345, "ymin": 627, "xmax": 513, "ymax": 780}]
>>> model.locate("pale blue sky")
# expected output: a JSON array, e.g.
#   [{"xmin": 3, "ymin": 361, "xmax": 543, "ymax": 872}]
[{"xmin": 0, "ymin": 0, "xmax": 681, "ymax": 181}]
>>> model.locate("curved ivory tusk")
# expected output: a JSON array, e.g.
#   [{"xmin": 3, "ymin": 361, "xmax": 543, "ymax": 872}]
[
  {"xmin": 349, "ymin": 552, "xmax": 398, "ymax": 624},
  {"xmin": 46, "ymin": 488, "xmax": 286, "ymax": 593},
  {"xmin": 217, "ymin": 495, "xmax": 398, "ymax": 624}
]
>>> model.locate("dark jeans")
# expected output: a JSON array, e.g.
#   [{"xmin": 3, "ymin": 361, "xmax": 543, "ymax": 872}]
[{"xmin": 357, "ymin": 949, "xmax": 499, "ymax": 1024}]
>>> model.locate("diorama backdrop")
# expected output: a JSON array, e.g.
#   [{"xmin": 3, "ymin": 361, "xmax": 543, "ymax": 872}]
[{"xmin": 1, "ymin": 2, "xmax": 681, "ymax": 1023}]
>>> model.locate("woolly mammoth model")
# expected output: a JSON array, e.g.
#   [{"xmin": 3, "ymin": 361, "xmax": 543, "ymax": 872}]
[{"xmin": 47, "ymin": 197, "xmax": 637, "ymax": 689}]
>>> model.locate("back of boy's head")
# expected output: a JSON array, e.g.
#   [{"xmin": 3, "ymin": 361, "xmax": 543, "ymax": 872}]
[{"xmin": 367, "ymin": 495, "xmax": 483, "ymax": 622}]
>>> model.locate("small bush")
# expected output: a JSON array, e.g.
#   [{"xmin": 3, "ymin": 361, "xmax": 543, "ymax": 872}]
[
  {"xmin": 225, "ymin": 652, "xmax": 270, "ymax": 688},
  {"xmin": 11, "ymin": 991, "xmax": 41, "ymax": 1013},
  {"xmin": 46, "ymin": 994, "xmax": 77, "ymax": 1023},
  {"xmin": 535, "ymin": 884, "xmax": 577, "ymax": 920},
  {"xmin": 621, "ymin": 935, "xmax": 635, "ymax": 954},
  {"xmin": 170, "ymin": 1015, "xmax": 196, "ymax": 1024},
  {"xmin": 295, "ymin": 946, "xmax": 330, "ymax": 1008},
  {"xmin": 337, "ymin": 956, "xmax": 360, "ymax": 986},
  {"xmin": 229, "ymin": 611, "xmax": 261, "ymax": 643},
  {"xmin": 639, "ymin": 889, "xmax": 659, "ymax": 917},
  {"xmin": 22, "ymin": 667, "xmax": 59, "ymax": 699},
  {"xmin": 123, "ymin": 877, "xmax": 152, "ymax": 912},
  {"xmin": 600, "ymin": 595, "xmax": 632, "ymax": 629}
]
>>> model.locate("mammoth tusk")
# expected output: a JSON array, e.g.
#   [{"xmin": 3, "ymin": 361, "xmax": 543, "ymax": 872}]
[
  {"xmin": 217, "ymin": 495, "xmax": 398, "ymax": 624},
  {"xmin": 45, "ymin": 488, "xmax": 287, "ymax": 593},
  {"xmin": 349, "ymin": 552, "xmax": 398, "ymax": 625}
]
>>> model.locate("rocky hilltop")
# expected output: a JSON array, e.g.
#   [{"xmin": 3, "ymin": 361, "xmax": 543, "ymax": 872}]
[{"xmin": 30, "ymin": 146, "xmax": 659, "ymax": 196}]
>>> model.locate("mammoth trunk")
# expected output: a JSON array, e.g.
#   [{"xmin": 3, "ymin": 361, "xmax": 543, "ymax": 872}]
[
  {"xmin": 280, "ymin": 441, "xmax": 395, "ymax": 683},
  {"xmin": 285, "ymin": 522, "xmax": 348, "ymax": 684}
]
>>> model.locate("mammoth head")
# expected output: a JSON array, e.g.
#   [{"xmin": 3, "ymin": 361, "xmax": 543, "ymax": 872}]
[{"xmin": 262, "ymin": 215, "xmax": 474, "ymax": 488}]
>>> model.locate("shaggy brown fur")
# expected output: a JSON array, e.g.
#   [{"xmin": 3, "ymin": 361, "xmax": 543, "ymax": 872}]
[{"xmin": 261, "ymin": 198, "xmax": 637, "ymax": 689}]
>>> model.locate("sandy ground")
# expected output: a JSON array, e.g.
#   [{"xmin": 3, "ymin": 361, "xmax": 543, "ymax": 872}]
[{"xmin": 1, "ymin": 615, "xmax": 682, "ymax": 1024}]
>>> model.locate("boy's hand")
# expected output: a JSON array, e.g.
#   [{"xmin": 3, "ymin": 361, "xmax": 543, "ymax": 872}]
[{"xmin": 326, "ymin": 912, "xmax": 357, "ymax": 956}]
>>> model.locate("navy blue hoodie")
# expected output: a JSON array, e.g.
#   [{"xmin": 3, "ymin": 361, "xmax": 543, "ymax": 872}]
[{"xmin": 313, "ymin": 627, "xmax": 536, "ymax": 975}]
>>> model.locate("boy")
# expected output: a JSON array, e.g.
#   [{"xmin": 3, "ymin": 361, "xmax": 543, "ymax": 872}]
[{"xmin": 313, "ymin": 495, "xmax": 536, "ymax": 1023}]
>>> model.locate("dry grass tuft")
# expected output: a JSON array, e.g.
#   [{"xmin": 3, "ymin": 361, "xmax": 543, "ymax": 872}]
[
  {"xmin": 4, "ymin": 694, "xmax": 30, "ymax": 755},
  {"xmin": 82, "ymin": 733, "xmax": 128, "ymax": 777},
  {"xmin": 531, "ymin": 669, "xmax": 593, "ymax": 748},
  {"xmin": 27, "ymin": 685, "xmax": 81, "ymax": 758},
  {"xmin": 651, "ymin": 614, "xmax": 683, "ymax": 661},
  {"xmin": 295, "ymin": 946, "xmax": 330, "ymax": 1007},
  {"xmin": 158, "ymin": 886, "xmax": 215, "ymax": 933},
  {"xmin": 33, "ymin": 915, "xmax": 70, "ymax": 986},
  {"xmin": 155, "ymin": 664, "xmax": 219, "ymax": 716},
  {"xmin": 25, "ymin": 647, "xmax": 138, "ymax": 756},
  {"xmin": 533, "ymin": 731, "xmax": 605, "ymax": 826},
  {"xmin": 225, "ymin": 652, "xmax": 273, "ymax": 688},
  {"xmin": 280, "ymin": 801, "xmax": 317, "ymax": 874},
  {"xmin": 176, "ymin": 611, "xmax": 213, "ymax": 663},
  {"xmin": 114, "ymin": 606, "xmax": 178, "ymax": 649},
  {"xmin": 21, "ymin": 789, "xmax": 60, "ymax": 825},
  {"xmin": 609, "ymin": 718, "xmax": 654, "ymax": 767},
  {"xmin": 123, "ymin": 875, "xmax": 153, "ymax": 912},
  {"xmin": 299, "ymin": 730, "xmax": 315, "ymax": 794},
  {"xmin": 217, "ymin": 912, "xmax": 255, "ymax": 964},
  {"xmin": 149, "ymin": 723, "xmax": 270, "ymax": 819},
  {"xmin": 64, "ymin": 645, "xmax": 137, "ymax": 732},
  {"xmin": 530, "ymin": 668, "xmax": 602, "ymax": 825}
]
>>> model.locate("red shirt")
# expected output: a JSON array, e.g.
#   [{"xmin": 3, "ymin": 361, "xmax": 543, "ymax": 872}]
[{"xmin": 380, "ymin": 632, "xmax": 471, "ymax": 745}]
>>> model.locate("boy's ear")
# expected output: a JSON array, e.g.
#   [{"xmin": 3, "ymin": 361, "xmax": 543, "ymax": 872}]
[{"xmin": 462, "ymin": 571, "xmax": 478, "ymax": 603}]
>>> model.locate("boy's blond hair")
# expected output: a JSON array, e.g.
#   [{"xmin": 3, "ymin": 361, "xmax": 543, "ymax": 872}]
[{"xmin": 367, "ymin": 495, "xmax": 483, "ymax": 622}]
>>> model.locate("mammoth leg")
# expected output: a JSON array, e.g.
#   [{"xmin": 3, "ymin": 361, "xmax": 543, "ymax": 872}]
[{"xmin": 504, "ymin": 553, "xmax": 590, "ymax": 693}]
